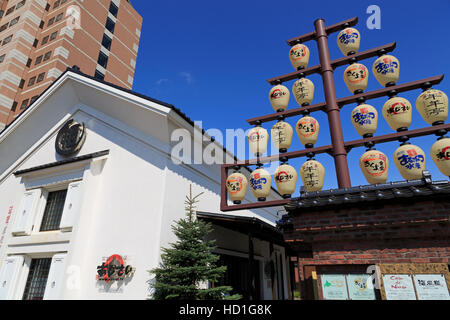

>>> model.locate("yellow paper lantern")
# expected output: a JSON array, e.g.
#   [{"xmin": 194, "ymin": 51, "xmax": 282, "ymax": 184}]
[
  {"xmin": 300, "ymin": 159, "xmax": 325, "ymax": 192},
  {"xmin": 337, "ymin": 27, "xmax": 360, "ymax": 56},
  {"xmin": 249, "ymin": 168, "xmax": 272, "ymax": 201},
  {"xmin": 382, "ymin": 97, "xmax": 412, "ymax": 131},
  {"xmin": 372, "ymin": 55, "xmax": 400, "ymax": 87},
  {"xmin": 393, "ymin": 144, "xmax": 426, "ymax": 180},
  {"xmin": 226, "ymin": 172, "xmax": 248, "ymax": 204},
  {"xmin": 292, "ymin": 77, "xmax": 315, "ymax": 106},
  {"xmin": 343, "ymin": 63, "xmax": 369, "ymax": 94},
  {"xmin": 274, "ymin": 163, "xmax": 298, "ymax": 198},
  {"xmin": 269, "ymin": 84, "xmax": 290, "ymax": 112},
  {"xmin": 248, "ymin": 126, "xmax": 269, "ymax": 157},
  {"xmin": 295, "ymin": 116, "xmax": 319, "ymax": 148},
  {"xmin": 415, "ymin": 89, "xmax": 448, "ymax": 125},
  {"xmin": 289, "ymin": 43, "xmax": 310, "ymax": 70},
  {"xmin": 350, "ymin": 104, "xmax": 378, "ymax": 137},
  {"xmin": 430, "ymin": 137, "xmax": 450, "ymax": 177},
  {"xmin": 359, "ymin": 149, "xmax": 389, "ymax": 184},
  {"xmin": 271, "ymin": 120, "xmax": 293, "ymax": 153}
]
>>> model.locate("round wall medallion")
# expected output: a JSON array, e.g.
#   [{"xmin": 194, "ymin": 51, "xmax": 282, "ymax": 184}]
[{"xmin": 55, "ymin": 119, "xmax": 86, "ymax": 156}]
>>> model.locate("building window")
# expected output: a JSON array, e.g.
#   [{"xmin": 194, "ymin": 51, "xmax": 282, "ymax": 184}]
[
  {"xmin": 2, "ymin": 35, "xmax": 12, "ymax": 45},
  {"xmin": 50, "ymin": 31, "xmax": 57, "ymax": 41},
  {"xmin": 11, "ymin": 101, "xmax": 18, "ymax": 112},
  {"xmin": 55, "ymin": 13, "xmax": 63, "ymax": 22},
  {"xmin": 35, "ymin": 55, "xmax": 43, "ymax": 65},
  {"xmin": 0, "ymin": 54, "xmax": 5, "ymax": 63},
  {"xmin": 26, "ymin": 58, "xmax": 32, "ymax": 67},
  {"xmin": 19, "ymin": 79, "xmax": 25, "ymax": 89},
  {"xmin": 20, "ymin": 99, "xmax": 29, "ymax": 109},
  {"xmin": 37, "ymin": 72, "xmax": 45, "ymax": 83},
  {"xmin": 53, "ymin": 0, "xmax": 61, "ymax": 9},
  {"xmin": 9, "ymin": 16, "xmax": 20, "ymax": 27},
  {"xmin": 29, "ymin": 95, "xmax": 39, "ymax": 105},
  {"xmin": 94, "ymin": 70, "xmax": 105, "ymax": 81},
  {"xmin": 28, "ymin": 76, "xmax": 36, "ymax": 87},
  {"xmin": 5, "ymin": 7, "xmax": 15, "ymax": 17},
  {"xmin": 109, "ymin": 2, "xmax": 119, "ymax": 17},
  {"xmin": 0, "ymin": 23, "xmax": 8, "ymax": 32},
  {"xmin": 41, "ymin": 35, "xmax": 49, "ymax": 45},
  {"xmin": 97, "ymin": 51, "xmax": 108, "ymax": 68},
  {"xmin": 22, "ymin": 258, "xmax": 52, "ymax": 300},
  {"xmin": 105, "ymin": 17, "xmax": 115, "ymax": 34},
  {"xmin": 47, "ymin": 17, "xmax": 55, "ymax": 26},
  {"xmin": 16, "ymin": 0, "xmax": 26, "ymax": 10},
  {"xmin": 0, "ymin": 11, "xmax": 4, "ymax": 19},
  {"xmin": 43, "ymin": 51, "xmax": 52, "ymax": 61},
  {"xmin": 40, "ymin": 189, "xmax": 67, "ymax": 231},
  {"xmin": 101, "ymin": 34, "xmax": 112, "ymax": 51}
]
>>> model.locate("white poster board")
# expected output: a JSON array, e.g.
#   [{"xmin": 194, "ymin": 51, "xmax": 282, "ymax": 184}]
[
  {"xmin": 383, "ymin": 274, "xmax": 417, "ymax": 300},
  {"xmin": 346, "ymin": 274, "xmax": 376, "ymax": 300},
  {"xmin": 320, "ymin": 274, "xmax": 348, "ymax": 300},
  {"xmin": 414, "ymin": 274, "xmax": 450, "ymax": 300}
]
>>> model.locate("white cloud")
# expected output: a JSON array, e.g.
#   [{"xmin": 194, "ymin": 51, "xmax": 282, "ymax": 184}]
[
  {"xmin": 178, "ymin": 72, "xmax": 193, "ymax": 85},
  {"xmin": 156, "ymin": 78, "xmax": 169, "ymax": 85}
]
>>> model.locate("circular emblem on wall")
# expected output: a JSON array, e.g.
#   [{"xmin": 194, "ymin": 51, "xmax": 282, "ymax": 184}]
[{"xmin": 55, "ymin": 119, "xmax": 86, "ymax": 156}]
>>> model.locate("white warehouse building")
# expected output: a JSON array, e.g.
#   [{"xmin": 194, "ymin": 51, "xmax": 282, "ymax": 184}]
[{"xmin": 0, "ymin": 68, "xmax": 292, "ymax": 300}]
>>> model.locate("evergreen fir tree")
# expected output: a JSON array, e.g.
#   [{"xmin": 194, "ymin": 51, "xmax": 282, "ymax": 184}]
[{"xmin": 149, "ymin": 185, "xmax": 241, "ymax": 300}]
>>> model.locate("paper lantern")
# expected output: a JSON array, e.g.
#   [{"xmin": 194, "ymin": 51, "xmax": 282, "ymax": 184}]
[
  {"xmin": 300, "ymin": 159, "xmax": 325, "ymax": 192},
  {"xmin": 337, "ymin": 27, "xmax": 360, "ymax": 56},
  {"xmin": 226, "ymin": 172, "xmax": 248, "ymax": 204},
  {"xmin": 295, "ymin": 116, "xmax": 319, "ymax": 147},
  {"xmin": 343, "ymin": 63, "xmax": 369, "ymax": 94},
  {"xmin": 271, "ymin": 120, "xmax": 293, "ymax": 153},
  {"xmin": 382, "ymin": 97, "xmax": 412, "ymax": 131},
  {"xmin": 430, "ymin": 137, "xmax": 450, "ymax": 176},
  {"xmin": 289, "ymin": 43, "xmax": 310, "ymax": 70},
  {"xmin": 292, "ymin": 77, "xmax": 315, "ymax": 106},
  {"xmin": 249, "ymin": 168, "xmax": 272, "ymax": 201},
  {"xmin": 274, "ymin": 163, "xmax": 298, "ymax": 198},
  {"xmin": 248, "ymin": 126, "xmax": 269, "ymax": 157},
  {"xmin": 415, "ymin": 89, "xmax": 448, "ymax": 125},
  {"xmin": 393, "ymin": 144, "xmax": 426, "ymax": 180},
  {"xmin": 372, "ymin": 55, "xmax": 400, "ymax": 87},
  {"xmin": 269, "ymin": 84, "xmax": 290, "ymax": 112},
  {"xmin": 350, "ymin": 104, "xmax": 378, "ymax": 137},
  {"xmin": 359, "ymin": 149, "xmax": 389, "ymax": 184}
]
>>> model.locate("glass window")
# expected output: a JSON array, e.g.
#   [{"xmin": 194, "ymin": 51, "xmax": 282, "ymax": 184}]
[
  {"xmin": 94, "ymin": 69, "xmax": 105, "ymax": 81},
  {"xmin": 28, "ymin": 76, "xmax": 36, "ymax": 87},
  {"xmin": 5, "ymin": 7, "xmax": 15, "ymax": 16},
  {"xmin": 40, "ymin": 189, "xmax": 67, "ymax": 231},
  {"xmin": 0, "ymin": 54, "xmax": 5, "ymax": 63},
  {"xmin": 47, "ymin": 17, "xmax": 55, "ymax": 26},
  {"xmin": 53, "ymin": 0, "xmax": 61, "ymax": 8},
  {"xmin": 101, "ymin": 34, "xmax": 112, "ymax": 51},
  {"xmin": 109, "ymin": 2, "xmax": 119, "ymax": 17},
  {"xmin": 41, "ymin": 35, "xmax": 49, "ymax": 45},
  {"xmin": 22, "ymin": 258, "xmax": 52, "ymax": 300},
  {"xmin": 55, "ymin": 13, "xmax": 63, "ymax": 22},
  {"xmin": 37, "ymin": 72, "xmax": 45, "ymax": 83},
  {"xmin": 105, "ymin": 17, "xmax": 115, "ymax": 34},
  {"xmin": 35, "ymin": 55, "xmax": 43, "ymax": 65},
  {"xmin": 9, "ymin": 16, "xmax": 20, "ymax": 27},
  {"xmin": 49, "ymin": 31, "xmax": 57, "ymax": 41},
  {"xmin": 97, "ymin": 51, "xmax": 108, "ymax": 68},
  {"xmin": 0, "ymin": 23, "xmax": 8, "ymax": 32},
  {"xmin": 29, "ymin": 95, "xmax": 39, "ymax": 105},
  {"xmin": 2, "ymin": 35, "xmax": 12, "ymax": 45},
  {"xmin": 16, "ymin": 1, "xmax": 26, "ymax": 10},
  {"xmin": 43, "ymin": 51, "xmax": 52, "ymax": 61},
  {"xmin": 20, "ymin": 99, "xmax": 29, "ymax": 109}
]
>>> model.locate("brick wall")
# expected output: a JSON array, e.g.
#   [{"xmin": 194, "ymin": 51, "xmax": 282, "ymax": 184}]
[{"xmin": 284, "ymin": 194, "xmax": 450, "ymax": 287}]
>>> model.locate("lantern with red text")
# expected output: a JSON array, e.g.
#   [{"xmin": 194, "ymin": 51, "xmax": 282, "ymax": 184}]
[
  {"xmin": 382, "ymin": 97, "xmax": 412, "ymax": 132},
  {"xmin": 269, "ymin": 84, "xmax": 290, "ymax": 112},
  {"xmin": 372, "ymin": 54, "xmax": 400, "ymax": 87},
  {"xmin": 337, "ymin": 27, "xmax": 360, "ymax": 56},
  {"xmin": 289, "ymin": 43, "xmax": 310, "ymax": 70},
  {"xmin": 393, "ymin": 143, "xmax": 426, "ymax": 180},
  {"xmin": 274, "ymin": 163, "xmax": 298, "ymax": 198},
  {"xmin": 359, "ymin": 149, "xmax": 389, "ymax": 184},
  {"xmin": 226, "ymin": 171, "xmax": 248, "ymax": 204},
  {"xmin": 249, "ymin": 168, "xmax": 272, "ymax": 201}
]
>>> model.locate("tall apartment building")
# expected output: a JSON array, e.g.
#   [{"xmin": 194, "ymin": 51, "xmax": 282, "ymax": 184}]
[{"xmin": 0, "ymin": 0, "xmax": 143, "ymax": 131}]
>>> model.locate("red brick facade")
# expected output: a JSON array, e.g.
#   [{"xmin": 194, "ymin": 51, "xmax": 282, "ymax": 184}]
[{"xmin": 284, "ymin": 193, "xmax": 450, "ymax": 299}]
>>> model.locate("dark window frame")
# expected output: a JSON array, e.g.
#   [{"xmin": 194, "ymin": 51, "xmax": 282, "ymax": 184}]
[
  {"xmin": 43, "ymin": 51, "xmax": 52, "ymax": 61},
  {"xmin": 101, "ymin": 34, "xmax": 112, "ymax": 51},
  {"xmin": 22, "ymin": 258, "xmax": 52, "ymax": 300},
  {"xmin": 105, "ymin": 17, "xmax": 115, "ymax": 34},
  {"xmin": 35, "ymin": 55, "xmax": 43, "ymax": 65},
  {"xmin": 49, "ymin": 31, "xmax": 57, "ymax": 41},
  {"xmin": 36, "ymin": 72, "xmax": 45, "ymax": 83},
  {"xmin": 41, "ymin": 35, "xmax": 49, "ymax": 45},
  {"xmin": 28, "ymin": 76, "xmax": 36, "ymax": 87},
  {"xmin": 39, "ymin": 189, "xmax": 67, "ymax": 231},
  {"xmin": 97, "ymin": 51, "xmax": 108, "ymax": 69},
  {"xmin": 20, "ymin": 99, "xmax": 29, "ymax": 109},
  {"xmin": 109, "ymin": 2, "xmax": 119, "ymax": 17}
]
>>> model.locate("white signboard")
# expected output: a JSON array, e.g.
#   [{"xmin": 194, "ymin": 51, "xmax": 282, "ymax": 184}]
[
  {"xmin": 414, "ymin": 274, "xmax": 450, "ymax": 300},
  {"xmin": 383, "ymin": 274, "xmax": 417, "ymax": 300},
  {"xmin": 346, "ymin": 274, "xmax": 376, "ymax": 300},
  {"xmin": 320, "ymin": 274, "xmax": 348, "ymax": 300}
]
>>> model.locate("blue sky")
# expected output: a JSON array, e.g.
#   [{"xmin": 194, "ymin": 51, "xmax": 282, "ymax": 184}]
[{"xmin": 131, "ymin": 0, "xmax": 450, "ymax": 190}]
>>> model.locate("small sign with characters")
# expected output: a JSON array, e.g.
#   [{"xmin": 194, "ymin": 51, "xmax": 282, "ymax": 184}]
[
  {"xmin": 413, "ymin": 274, "xmax": 450, "ymax": 300},
  {"xmin": 96, "ymin": 254, "xmax": 135, "ymax": 283}
]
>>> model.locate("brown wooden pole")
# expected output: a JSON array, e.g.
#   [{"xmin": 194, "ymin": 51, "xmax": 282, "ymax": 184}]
[{"xmin": 314, "ymin": 18, "xmax": 352, "ymax": 188}]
